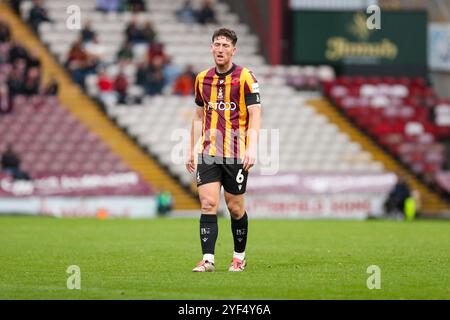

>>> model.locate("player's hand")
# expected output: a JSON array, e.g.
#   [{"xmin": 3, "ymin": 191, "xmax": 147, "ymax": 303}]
[
  {"xmin": 242, "ymin": 146, "xmax": 256, "ymax": 171},
  {"xmin": 185, "ymin": 151, "xmax": 196, "ymax": 174}
]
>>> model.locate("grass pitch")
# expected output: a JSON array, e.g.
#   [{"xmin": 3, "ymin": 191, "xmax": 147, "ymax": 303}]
[{"xmin": 0, "ymin": 216, "xmax": 449, "ymax": 299}]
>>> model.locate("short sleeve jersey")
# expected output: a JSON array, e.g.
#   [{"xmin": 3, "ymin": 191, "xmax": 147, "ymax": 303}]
[{"xmin": 194, "ymin": 64, "xmax": 260, "ymax": 159}]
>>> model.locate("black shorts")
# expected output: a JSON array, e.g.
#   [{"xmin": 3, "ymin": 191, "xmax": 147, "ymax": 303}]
[{"xmin": 196, "ymin": 154, "xmax": 249, "ymax": 195}]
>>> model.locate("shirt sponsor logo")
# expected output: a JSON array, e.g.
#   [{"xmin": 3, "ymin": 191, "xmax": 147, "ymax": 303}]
[
  {"xmin": 207, "ymin": 101, "xmax": 237, "ymax": 111},
  {"xmin": 252, "ymin": 83, "xmax": 259, "ymax": 93}
]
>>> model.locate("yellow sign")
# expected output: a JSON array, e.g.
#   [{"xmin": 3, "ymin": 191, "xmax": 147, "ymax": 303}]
[
  {"xmin": 325, "ymin": 13, "xmax": 399, "ymax": 61},
  {"xmin": 326, "ymin": 37, "xmax": 398, "ymax": 61}
]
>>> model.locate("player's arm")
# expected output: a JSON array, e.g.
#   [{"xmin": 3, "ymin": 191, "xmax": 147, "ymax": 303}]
[
  {"xmin": 186, "ymin": 74, "xmax": 204, "ymax": 173},
  {"xmin": 243, "ymin": 104, "xmax": 261, "ymax": 171},
  {"xmin": 186, "ymin": 106, "xmax": 203, "ymax": 173},
  {"xmin": 242, "ymin": 69, "xmax": 261, "ymax": 171}
]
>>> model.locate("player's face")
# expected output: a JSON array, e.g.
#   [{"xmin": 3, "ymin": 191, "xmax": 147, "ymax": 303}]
[{"xmin": 211, "ymin": 36, "xmax": 236, "ymax": 68}]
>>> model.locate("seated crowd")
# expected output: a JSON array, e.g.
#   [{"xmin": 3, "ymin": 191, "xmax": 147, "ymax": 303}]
[
  {"xmin": 0, "ymin": 18, "xmax": 57, "ymax": 114},
  {"xmin": 62, "ymin": 0, "xmax": 216, "ymax": 105}
]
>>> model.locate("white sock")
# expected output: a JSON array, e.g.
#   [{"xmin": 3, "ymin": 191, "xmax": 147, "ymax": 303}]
[
  {"xmin": 233, "ymin": 251, "xmax": 245, "ymax": 261},
  {"xmin": 203, "ymin": 254, "xmax": 214, "ymax": 264}
]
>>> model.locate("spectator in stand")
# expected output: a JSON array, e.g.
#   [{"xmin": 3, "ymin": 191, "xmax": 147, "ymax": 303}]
[
  {"xmin": 8, "ymin": 40, "xmax": 29, "ymax": 64},
  {"xmin": 1, "ymin": 144, "xmax": 30, "ymax": 180},
  {"xmin": 97, "ymin": 69, "xmax": 113, "ymax": 91},
  {"xmin": 184, "ymin": 64, "xmax": 196, "ymax": 81},
  {"xmin": 136, "ymin": 60, "xmax": 147, "ymax": 87},
  {"xmin": 116, "ymin": 41, "xmax": 134, "ymax": 63},
  {"xmin": 43, "ymin": 76, "xmax": 58, "ymax": 95},
  {"xmin": 84, "ymin": 34, "xmax": 106, "ymax": 68},
  {"xmin": 81, "ymin": 20, "xmax": 96, "ymax": 43},
  {"xmin": 0, "ymin": 43, "xmax": 10, "ymax": 64},
  {"xmin": 176, "ymin": 0, "xmax": 197, "ymax": 24},
  {"xmin": 26, "ymin": 48, "xmax": 41, "ymax": 70},
  {"xmin": 114, "ymin": 69, "xmax": 128, "ymax": 104},
  {"xmin": 7, "ymin": 75, "xmax": 22, "ymax": 98},
  {"xmin": 0, "ymin": 83, "xmax": 11, "ymax": 113},
  {"xmin": 22, "ymin": 66, "xmax": 41, "ymax": 96},
  {"xmin": 96, "ymin": 0, "xmax": 121, "ymax": 13},
  {"xmin": 8, "ymin": 60, "xmax": 27, "ymax": 96},
  {"xmin": 140, "ymin": 21, "xmax": 157, "ymax": 45},
  {"xmin": 145, "ymin": 56, "xmax": 165, "ymax": 96},
  {"xmin": 127, "ymin": 0, "xmax": 146, "ymax": 12},
  {"xmin": 66, "ymin": 39, "xmax": 92, "ymax": 89},
  {"xmin": 147, "ymin": 41, "xmax": 166, "ymax": 64},
  {"xmin": 97, "ymin": 69, "xmax": 116, "ymax": 105},
  {"xmin": 0, "ymin": 18, "xmax": 11, "ymax": 43},
  {"xmin": 1, "ymin": 144, "xmax": 19, "ymax": 175},
  {"xmin": 162, "ymin": 55, "xmax": 181, "ymax": 87},
  {"xmin": 197, "ymin": 0, "xmax": 217, "ymax": 25},
  {"xmin": 173, "ymin": 65, "xmax": 195, "ymax": 96},
  {"xmin": 125, "ymin": 16, "xmax": 143, "ymax": 44},
  {"xmin": 27, "ymin": 0, "xmax": 52, "ymax": 34},
  {"xmin": 22, "ymin": 66, "xmax": 40, "ymax": 96},
  {"xmin": 13, "ymin": 57, "xmax": 28, "ymax": 76}
]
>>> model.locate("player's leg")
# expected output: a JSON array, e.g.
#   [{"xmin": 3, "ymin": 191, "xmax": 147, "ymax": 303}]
[
  {"xmin": 197, "ymin": 181, "xmax": 221, "ymax": 262},
  {"xmin": 222, "ymin": 160, "xmax": 249, "ymax": 272},
  {"xmin": 193, "ymin": 155, "xmax": 222, "ymax": 272}
]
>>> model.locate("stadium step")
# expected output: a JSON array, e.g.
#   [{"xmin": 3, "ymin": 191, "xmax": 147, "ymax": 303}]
[
  {"xmin": 1, "ymin": 3, "xmax": 199, "ymax": 210},
  {"xmin": 307, "ymin": 98, "xmax": 450, "ymax": 215}
]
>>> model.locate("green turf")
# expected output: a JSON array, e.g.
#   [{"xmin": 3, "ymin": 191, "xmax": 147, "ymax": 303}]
[{"xmin": 0, "ymin": 216, "xmax": 449, "ymax": 299}]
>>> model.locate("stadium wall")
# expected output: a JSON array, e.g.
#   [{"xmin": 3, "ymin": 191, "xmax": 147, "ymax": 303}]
[
  {"xmin": 214, "ymin": 173, "xmax": 397, "ymax": 219},
  {"xmin": 0, "ymin": 196, "xmax": 157, "ymax": 218},
  {"xmin": 0, "ymin": 173, "xmax": 157, "ymax": 218}
]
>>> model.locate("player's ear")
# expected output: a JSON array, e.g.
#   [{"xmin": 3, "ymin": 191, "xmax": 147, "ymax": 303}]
[{"xmin": 232, "ymin": 46, "xmax": 236, "ymax": 56}]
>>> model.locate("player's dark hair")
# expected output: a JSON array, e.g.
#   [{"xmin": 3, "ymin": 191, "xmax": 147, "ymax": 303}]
[{"xmin": 212, "ymin": 28, "xmax": 237, "ymax": 46}]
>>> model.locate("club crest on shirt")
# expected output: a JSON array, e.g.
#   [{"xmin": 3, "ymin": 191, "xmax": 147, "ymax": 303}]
[{"xmin": 218, "ymin": 87, "xmax": 224, "ymax": 100}]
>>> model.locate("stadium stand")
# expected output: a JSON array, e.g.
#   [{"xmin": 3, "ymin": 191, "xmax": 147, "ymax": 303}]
[
  {"xmin": 7, "ymin": 0, "xmax": 450, "ymax": 214},
  {"xmin": 0, "ymin": 18, "xmax": 156, "ymax": 200},
  {"xmin": 0, "ymin": 96, "xmax": 136, "ymax": 175},
  {"xmin": 1, "ymin": 2, "xmax": 199, "ymax": 210},
  {"xmin": 17, "ymin": 0, "xmax": 388, "ymax": 188},
  {"xmin": 0, "ymin": 18, "xmax": 130, "ymax": 176},
  {"xmin": 323, "ymin": 76, "xmax": 450, "ymax": 190}
]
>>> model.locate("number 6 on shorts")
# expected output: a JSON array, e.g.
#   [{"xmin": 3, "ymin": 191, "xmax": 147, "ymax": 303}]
[{"xmin": 236, "ymin": 169, "xmax": 244, "ymax": 184}]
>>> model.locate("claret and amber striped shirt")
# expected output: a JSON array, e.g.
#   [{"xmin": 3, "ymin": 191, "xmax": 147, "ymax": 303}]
[{"xmin": 194, "ymin": 64, "xmax": 260, "ymax": 159}]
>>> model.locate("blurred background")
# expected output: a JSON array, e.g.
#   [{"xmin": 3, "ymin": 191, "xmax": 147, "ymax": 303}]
[{"xmin": 1, "ymin": 0, "xmax": 450, "ymax": 219}]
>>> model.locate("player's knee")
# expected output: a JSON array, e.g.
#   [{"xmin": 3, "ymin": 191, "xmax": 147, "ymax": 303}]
[
  {"xmin": 201, "ymin": 198, "xmax": 218, "ymax": 213},
  {"xmin": 227, "ymin": 201, "xmax": 244, "ymax": 219}
]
